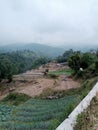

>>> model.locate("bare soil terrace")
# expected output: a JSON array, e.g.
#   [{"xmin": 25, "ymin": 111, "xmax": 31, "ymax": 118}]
[{"xmin": 0, "ymin": 62, "xmax": 80, "ymax": 99}]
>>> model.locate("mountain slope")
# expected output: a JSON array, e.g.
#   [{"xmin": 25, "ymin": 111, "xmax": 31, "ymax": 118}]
[{"xmin": 0, "ymin": 43, "xmax": 65, "ymax": 58}]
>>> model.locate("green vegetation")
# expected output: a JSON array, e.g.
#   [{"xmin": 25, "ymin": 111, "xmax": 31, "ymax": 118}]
[
  {"xmin": 49, "ymin": 69, "xmax": 74, "ymax": 76},
  {"xmin": 1, "ymin": 93, "xmax": 31, "ymax": 106},
  {"xmin": 47, "ymin": 73, "xmax": 58, "ymax": 79},
  {"xmin": 47, "ymin": 68, "xmax": 74, "ymax": 80},
  {"xmin": 78, "ymin": 77, "xmax": 97, "ymax": 99},
  {"xmin": 74, "ymin": 96, "xmax": 98, "ymax": 130},
  {"xmin": 0, "ymin": 77, "xmax": 97, "ymax": 130},
  {"xmin": 0, "ymin": 50, "xmax": 50, "ymax": 82},
  {"xmin": 33, "ymin": 57, "xmax": 50, "ymax": 69},
  {"xmin": 0, "ymin": 49, "xmax": 98, "ymax": 130},
  {"xmin": 0, "ymin": 104, "xmax": 15, "ymax": 123},
  {"xmin": 0, "ymin": 95, "xmax": 78, "ymax": 130},
  {"xmin": 68, "ymin": 51, "xmax": 98, "ymax": 78},
  {"xmin": 56, "ymin": 49, "xmax": 74, "ymax": 63},
  {"xmin": 0, "ymin": 43, "xmax": 65, "ymax": 58}
]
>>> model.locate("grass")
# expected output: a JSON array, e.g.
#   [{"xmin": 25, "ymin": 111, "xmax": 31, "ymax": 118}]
[
  {"xmin": 74, "ymin": 95, "xmax": 98, "ymax": 130},
  {"xmin": 47, "ymin": 73, "xmax": 58, "ymax": 79},
  {"xmin": 48, "ymin": 68, "xmax": 74, "ymax": 76},
  {"xmin": 1, "ymin": 93, "xmax": 31, "ymax": 106}
]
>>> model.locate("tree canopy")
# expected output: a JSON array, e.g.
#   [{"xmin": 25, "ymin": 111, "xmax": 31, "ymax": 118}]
[{"xmin": 0, "ymin": 50, "xmax": 50, "ymax": 82}]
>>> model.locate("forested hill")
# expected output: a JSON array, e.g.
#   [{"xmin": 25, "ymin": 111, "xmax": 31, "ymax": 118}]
[
  {"xmin": 0, "ymin": 50, "xmax": 50, "ymax": 82},
  {"xmin": 0, "ymin": 43, "xmax": 65, "ymax": 58}
]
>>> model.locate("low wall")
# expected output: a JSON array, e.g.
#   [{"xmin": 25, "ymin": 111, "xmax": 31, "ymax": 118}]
[{"xmin": 56, "ymin": 82, "xmax": 98, "ymax": 130}]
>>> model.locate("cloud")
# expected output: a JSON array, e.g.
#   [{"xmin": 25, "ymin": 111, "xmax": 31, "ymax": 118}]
[{"xmin": 0, "ymin": 0, "xmax": 98, "ymax": 46}]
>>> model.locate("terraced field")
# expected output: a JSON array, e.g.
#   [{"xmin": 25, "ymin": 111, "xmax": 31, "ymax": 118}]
[
  {"xmin": 0, "ymin": 104, "xmax": 15, "ymax": 123},
  {"xmin": 0, "ymin": 95, "xmax": 78, "ymax": 130},
  {"xmin": 49, "ymin": 69, "xmax": 74, "ymax": 76}
]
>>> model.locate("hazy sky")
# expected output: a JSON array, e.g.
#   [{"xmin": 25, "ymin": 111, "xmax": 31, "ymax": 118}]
[{"xmin": 0, "ymin": 0, "xmax": 98, "ymax": 46}]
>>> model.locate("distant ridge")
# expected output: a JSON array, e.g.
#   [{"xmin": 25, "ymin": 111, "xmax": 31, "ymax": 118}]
[{"xmin": 0, "ymin": 43, "xmax": 65, "ymax": 58}]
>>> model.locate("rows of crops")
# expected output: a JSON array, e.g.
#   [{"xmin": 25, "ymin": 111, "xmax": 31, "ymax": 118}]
[
  {"xmin": 0, "ymin": 104, "xmax": 15, "ymax": 123},
  {"xmin": 0, "ymin": 95, "xmax": 78, "ymax": 130}
]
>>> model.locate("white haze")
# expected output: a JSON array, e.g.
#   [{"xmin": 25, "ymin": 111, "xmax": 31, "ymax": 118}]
[{"xmin": 0, "ymin": 0, "xmax": 98, "ymax": 47}]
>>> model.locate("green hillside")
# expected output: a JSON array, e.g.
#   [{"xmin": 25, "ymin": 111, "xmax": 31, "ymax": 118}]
[
  {"xmin": 0, "ymin": 50, "xmax": 50, "ymax": 82},
  {"xmin": 0, "ymin": 43, "xmax": 65, "ymax": 58}
]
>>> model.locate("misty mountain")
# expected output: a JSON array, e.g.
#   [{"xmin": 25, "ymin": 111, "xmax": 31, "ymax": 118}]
[
  {"xmin": 0, "ymin": 43, "xmax": 65, "ymax": 58},
  {"xmin": 60, "ymin": 44, "xmax": 98, "ymax": 52}
]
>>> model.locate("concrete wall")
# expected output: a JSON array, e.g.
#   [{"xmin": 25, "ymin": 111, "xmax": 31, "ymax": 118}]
[{"xmin": 56, "ymin": 82, "xmax": 98, "ymax": 130}]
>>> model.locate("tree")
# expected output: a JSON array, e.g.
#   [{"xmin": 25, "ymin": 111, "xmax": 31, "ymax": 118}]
[
  {"xmin": 96, "ymin": 50, "xmax": 98, "ymax": 58},
  {"xmin": 56, "ymin": 49, "xmax": 74, "ymax": 63},
  {"xmin": 68, "ymin": 51, "xmax": 81, "ymax": 72},
  {"xmin": 7, "ymin": 73, "xmax": 13, "ymax": 82},
  {"xmin": 68, "ymin": 51, "xmax": 96, "ymax": 77},
  {"xmin": 95, "ymin": 60, "xmax": 98, "ymax": 71},
  {"xmin": 81, "ymin": 52, "xmax": 94, "ymax": 69}
]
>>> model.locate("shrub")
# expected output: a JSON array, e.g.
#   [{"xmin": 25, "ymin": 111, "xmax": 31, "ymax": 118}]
[
  {"xmin": 48, "ymin": 73, "xmax": 58, "ymax": 79},
  {"xmin": 2, "ymin": 93, "xmax": 31, "ymax": 106}
]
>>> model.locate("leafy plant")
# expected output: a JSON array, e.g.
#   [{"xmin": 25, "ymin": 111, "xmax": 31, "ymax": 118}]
[{"xmin": 2, "ymin": 93, "xmax": 31, "ymax": 106}]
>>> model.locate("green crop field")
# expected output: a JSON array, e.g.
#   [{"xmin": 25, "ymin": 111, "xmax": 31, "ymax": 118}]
[
  {"xmin": 0, "ymin": 94, "xmax": 78, "ymax": 130},
  {"xmin": 0, "ymin": 104, "xmax": 15, "ymax": 123},
  {"xmin": 49, "ymin": 69, "xmax": 74, "ymax": 76}
]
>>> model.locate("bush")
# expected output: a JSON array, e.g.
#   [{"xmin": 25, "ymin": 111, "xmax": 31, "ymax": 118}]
[
  {"xmin": 2, "ymin": 93, "xmax": 31, "ymax": 106},
  {"xmin": 48, "ymin": 73, "xmax": 58, "ymax": 79},
  {"xmin": 95, "ymin": 60, "xmax": 98, "ymax": 71}
]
